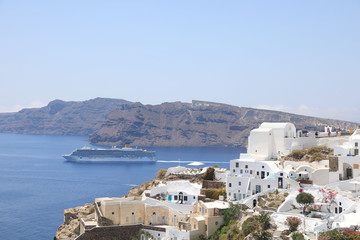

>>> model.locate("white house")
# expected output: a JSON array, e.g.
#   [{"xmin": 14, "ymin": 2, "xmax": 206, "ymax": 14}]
[
  {"xmin": 329, "ymin": 128, "xmax": 360, "ymax": 183},
  {"xmin": 247, "ymin": 122, "xmax": 316, "ymax": 161},
  {"xmin": 227, "ymin": 156, "xmax": 288, "ymax": 201},
  {"xmin": 150, "ymin": 180, "xmax": 202, "ymax": 205},
  {"xmin": 226, "ymin": 122, "xmax": 318, "ymax": 201}
]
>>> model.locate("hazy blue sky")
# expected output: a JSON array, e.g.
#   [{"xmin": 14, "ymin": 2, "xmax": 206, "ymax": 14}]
[{"xmin": 1, "ymin": 1, "xmax": 359, "ymax": 122}]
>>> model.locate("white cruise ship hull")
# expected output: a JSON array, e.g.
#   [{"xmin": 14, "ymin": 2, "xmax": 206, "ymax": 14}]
[{"xmin": 63, "ymin": 155, "xmax": 156, "ymax": 162}]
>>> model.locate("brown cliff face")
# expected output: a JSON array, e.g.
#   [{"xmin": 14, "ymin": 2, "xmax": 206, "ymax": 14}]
[
  {"xmin": 89, "ymin": 100, "xmax": 358, "ymax": 147},
  {"xmin": 0, "ymin": 98, "xmax": 131, "ymax": 135}
]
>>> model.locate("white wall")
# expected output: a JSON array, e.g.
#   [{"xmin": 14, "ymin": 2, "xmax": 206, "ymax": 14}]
[{"xmin": 312, "ymin": 169, "xmax": 329, "ymax": 185}]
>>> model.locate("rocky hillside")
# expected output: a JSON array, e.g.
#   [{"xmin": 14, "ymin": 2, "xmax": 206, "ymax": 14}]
[
  {"xmin": 89, "ymin": 100, "xmax": 358, "ymax": 147},
  {"xmin": 0, "ymin": 98, "xmax": 131, "ymax": 135}
]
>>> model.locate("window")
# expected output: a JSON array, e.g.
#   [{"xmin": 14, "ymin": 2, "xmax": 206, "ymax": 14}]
[
  {"xmin": 112, "ymin": 212, "xmax": 114, "ymax": 215},
  {"xmin": 229, "ymin": 183, "xmax": 232, "ymax": 187},
  {"xmin": 238, "ymin": 181, "xmax": 241, "ymax": 186},
  {"xmin": 236, "ymin": 162, "xmax": 239, "ymax": 167},
  {"xmin": 257, "ymin": 171, "xmax": 259, "ymax": 175},
  {"xmin": 229, "ymin": 192, "xmax": 231, "ymax": 196},
  {"xmin": 267, "ymin": 172, "xmax": 269, "ymax": 176},
  {"xmin": 262, "ymin": 165, "xmax": 264, "ymax": 168},
  {"xmin": 126, "ymin": 217, "xmax": 129, "ymax": 222},
  {"xmin": 184, "ymin": 196, "xmax": 188, "ymax": 201},
  {"xmin": 138, "ymin": 217, "xmax": 142, "ymax": 223},
  {"xmin": 250, "ymin": 170, "xmax": 253, "ymax": 174},
  {"xmin": 174, "ymin": 195, "xmax": 178, "ymax": 200},
  {"xmin": 280, "ymin": 173, "xmax": 283, "ymax": 176},
  {"xmin": 356, "ymin": 142, "xmax": 358, "ymax": 147},
  {"xmin": 245, "ymin": 165, "xmax": 248, "ymax": 169},
  {"xmin": 268, "ymin": 185, "xmax": 270, "ymax": 188},
  {"xmin": 233, "ymin": 169, "xmax": 235, "ymax": 173},
  {"xmin": 240, "ymin": 169, "xmax": 243, "ymax": 174},
  {"xmin": 193, "ymin": 196, "xmax": 195, "ymax": 199}
]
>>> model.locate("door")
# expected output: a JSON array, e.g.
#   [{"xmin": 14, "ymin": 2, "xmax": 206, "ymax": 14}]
[
  {"xmin": 278, "ymin": 177, "xmax": 283, "ymax": 188},
  {"xmin": 261, "ymin": 171, "xmax": 265, "ymax": 179},
  {"xmin": 131, "ymin": 215, "xmax": 135, "ymax": 224},
  {"xmin": 256, "ymin": 185, "xmax": 261, "ymax": 193},
  {"xmin": 347, "ymin": 168, "xmax": 353, "ymax": 179},
  {"xmin": 152, "ymin": 213, "xmax": 156, "ymax": 225}
]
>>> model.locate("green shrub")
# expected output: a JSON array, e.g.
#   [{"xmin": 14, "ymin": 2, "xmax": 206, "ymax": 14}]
[
  {"xmin": 203, "ymin": 167, "xmax": 215, "ymax": 180},
  {"xmin": 307, "ymin": 146, "xmax": 327, "ymax": 155},
  {"xmin": 285, "ymin": 217, "xmax": 302, "ymax": 232},
  {"xmin": 242, "ymin": 217, "xmax": 261, "ymax": 236},
  {"xmin": 253, "ymin": 230, "xmax": 272, "ymax": 240},
  {"xmin": 291, "ymin": 232, "xmax": 305, "ymax": 240},
  {"xmin": 258, "ymin": 213, "xmax": 271, "ymax": 230},
  {"xmin": 222, "ymin": 203, "xmax": 241, "ymax": 225},
  {"xmin": 205, "ymin": 188, "xmax": 226, "ymax": 200},
  {"xmin": 289, "ymin": 150, "xmax": 306, "ymax": 160},
  {"xmin": 156, "ymin": 169, "xmax": 167, "ymax": 179},
  {"xmin": 310, "ymin": 152, "xmax": 323, "ymax": 162}
]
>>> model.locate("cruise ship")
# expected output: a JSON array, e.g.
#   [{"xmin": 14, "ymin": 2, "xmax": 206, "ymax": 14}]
[{"xmin": 63, "ymin": 144, "xmax": 156, "ymax": 162}]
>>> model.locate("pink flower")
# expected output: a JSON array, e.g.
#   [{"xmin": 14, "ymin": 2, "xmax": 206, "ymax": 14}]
[{"xmin": 299, "ymin": 188, "xmax": 303, "ymax": 193}]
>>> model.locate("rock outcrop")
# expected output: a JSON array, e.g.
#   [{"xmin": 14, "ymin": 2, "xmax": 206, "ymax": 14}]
[
  {"xmin": 55, "ymin": 203, "xmax": 95, "ymax": 240},
  {"xmin": 89, "ymin": 100, "xmax": 358, "ymax": 147},
  {"xmin": 0, "ymin": 98, "xmax": 131, "ymax": 135}
]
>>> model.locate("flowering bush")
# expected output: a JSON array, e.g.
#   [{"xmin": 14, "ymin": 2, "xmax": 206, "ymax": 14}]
[
  {"xmin": 318, "ymin": 229, "xmax": 360, "ymax": 240},
  {"xmin": 309, "ymin": 204, "xmax": 321, "ymax": 212},
  {"xmin": 298, "ymin": 188, "xmax": 303, "ymax": 193},
  {"xmin": 284, "ymin": 216, "xmax": 302, "ymax": 232},
  {"xmin": 320, "ymin": 188, "xmax": 336, "ymax": 213}
]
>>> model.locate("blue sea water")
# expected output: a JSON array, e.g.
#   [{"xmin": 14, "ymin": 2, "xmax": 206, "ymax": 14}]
[{"xmin": 0, "ymin": 133, "xmax": 245, "ymax": 240}]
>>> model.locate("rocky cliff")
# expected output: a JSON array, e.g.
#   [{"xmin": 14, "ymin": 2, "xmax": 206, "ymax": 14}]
[
  {"xmin": 0, "ymin": 98, "xmax": 131, "ymax": 135},
  {"xmin": 89, "ymin": 100, "xmax": 358, "ymax": 147}
]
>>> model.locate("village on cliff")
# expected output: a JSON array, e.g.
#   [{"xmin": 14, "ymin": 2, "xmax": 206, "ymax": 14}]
[{"xmin": 56, "ymin": 122, "xmax": 360, "ymax": 240}]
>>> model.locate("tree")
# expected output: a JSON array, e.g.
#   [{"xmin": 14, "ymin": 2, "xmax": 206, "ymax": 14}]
[
  {"xmin": 296, "ymin": 192, "xmax": 314, "ymax": 214},
  {"xmin": 253, "ymin": 230, "xmax": 272, "ymax": 240},
  {"xmin": 258, "ymin": 213, "xmax": 271, "ymax": 230},
  {"xmin": 203, "ymin": 167, "xmax": 215, "ymax": 180},
  {"xmin": 222, "ymin": 203, "xmax": 241, "ymax": 225}
]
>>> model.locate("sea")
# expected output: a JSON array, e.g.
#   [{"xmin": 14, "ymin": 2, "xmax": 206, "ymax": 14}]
[{"xmin": 0, "ymin": 133, "xmax": 245, "ymax": 240}]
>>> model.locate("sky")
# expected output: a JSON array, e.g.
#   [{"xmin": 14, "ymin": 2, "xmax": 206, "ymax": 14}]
[{"xmin": 0, "ymin": 1, "xmax": 359, "ymax": 122}]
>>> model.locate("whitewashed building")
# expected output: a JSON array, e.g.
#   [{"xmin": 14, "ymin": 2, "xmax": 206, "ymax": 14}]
[
  {"xmin": 227, "ymin": 122, "xmax": 316, "ymax": 201},
  {"xmin": 329, "ymin": 128, "xmax": 360, "ymax": 183},
  {"xmin": 150, "ymin": 180, "xmax": 201, "ymax": 205}
]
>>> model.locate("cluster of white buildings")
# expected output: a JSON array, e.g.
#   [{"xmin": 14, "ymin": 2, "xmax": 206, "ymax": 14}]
[
  {"xmin": 225, "ymin": 122, "xmax": 360, "ymax": 238},
  {"xmin": 76, "ymin": 122, "xmax": 360, "ymax": 240}
]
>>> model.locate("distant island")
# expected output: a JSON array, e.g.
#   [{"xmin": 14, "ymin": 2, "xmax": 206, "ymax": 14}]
[{"xmin": 0, "ymin": 98, "xmax": 357, "ymax": 147}]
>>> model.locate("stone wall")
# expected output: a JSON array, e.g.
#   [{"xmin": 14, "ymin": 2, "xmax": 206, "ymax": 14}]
[
  {"xmin": 202, "ymin": 180, "xmax": 225, "ymax": 189},
  {"xmin": 75, "ymin": 224, "xmax": 166, "ymax": 240},
  {"xmin": 75, "ymin": 225, "xmax": 142, "ymax": 240}
]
